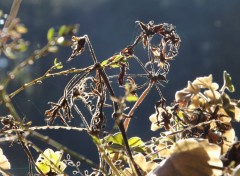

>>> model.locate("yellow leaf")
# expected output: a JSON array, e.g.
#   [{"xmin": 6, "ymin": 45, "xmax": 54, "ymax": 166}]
[
  {"xmin": 35, "ymin": 148, "xmax": 66, "ymax": 174},
  {"xmin": 16, "ymin": 25, "xmax": 28, "ymax": 34}
]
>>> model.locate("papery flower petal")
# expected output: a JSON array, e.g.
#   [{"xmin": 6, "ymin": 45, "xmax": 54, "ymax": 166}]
[
  {"xmin": 0, "ymin": 148, "xmax": 11, "ymax": 170},
  {"xmin": 175, "ymin": 81, "xmax": 199, "ymax": 104},
  {"xmin": 222, "ymin": 128, "xmax": 236, "ymax": 154},
  {"xmin": 149, "ymin": 114, "xmax": 161, "ymax": 131},
  {"xmin": 148, "ymin": 138, "xmax": 223, "ymax": 176},
  {"xmin": 134, "ymin": 153, "xmax": 158, "ymax": 173},
  {"xmin": 211, "ymin": 82, "xmax": 219, "ymax": 90},
  {"xmin": 192, "ymin": 75, "xmax": 213, "ymax": 88},
  {"xmin": 204, "ymin": 90, "xmax": 221, "ymax": 101}
]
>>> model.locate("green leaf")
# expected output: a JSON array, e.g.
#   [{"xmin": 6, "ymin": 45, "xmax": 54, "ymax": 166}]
[
  {"xmin": 112, "ymin": 55, "xmax": 124, "ymax": 63},
  {"xmin": 222, "ymin": 93, "xmax": 235, "ymax": 119},
  {"xmin": 101, "ymin": 60, "xmax": 109, "ymax": 67},
  {"xmin": 108, "ymin": 143, "xmax": 124, "ymax": 150},
  {"xmin": 47, "ymin": 27, "xmax": 55, "ymax": 41},
  {"xmin": 128, "ymin": 137, "xmax": 144, "ymax": 148},
  {"xmin": 126, "ymin": 95, "xmax": 138, "ymax": 102},
  {"xmin": 223, "ymin": 71, "xmax": 235, "ymax": 92},
  {"xmin": 101, "ymin": 55, "xmax": 129, "ymax": 68},
  {"xmin": 106, "ymin": 132, "xmax": 123, "ymax": 145},
  {"xmin": 91, "ymin": 135, "xmax": 100, "ymax": 145},
  {"xmin": 58, "ymin": 25, "xmax": 67, "ymax": 36},
  {"xmin": 53, "ymin": 58, "xmax": 63, "ymax": 69},
  {"xmin": 17, "ymin": 42, "xmax": 28, "ymax": 52}
]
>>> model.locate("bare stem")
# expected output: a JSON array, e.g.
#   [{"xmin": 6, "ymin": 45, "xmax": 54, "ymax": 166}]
[
  {"xmin": 124, "ymin": 81, "xmax": 154, "ymax": 131},
  {"xmin": 30, "ymin": 131, "xmax": 99, "ymax": 170},
  {"xmin": 85, "ymin": 35, "xmax": 98, "ymax": 64},
  {"xmin": 97, "ymin": 65, "xmax": 142, "ymax": 176},
  {"xmin": 4, "ymin": 0, "xmax": 22, "ymax": 29},
  {"xmin": 0, "ymin": 87, "xmax": 21, "ymax": 121},
  {"xmin": 9, "ymin": 65, "xmax": 92, "ymax": 99},
  {"xmin": 4, "ymin": 43, "xmax": 51, "ymax": 87}
]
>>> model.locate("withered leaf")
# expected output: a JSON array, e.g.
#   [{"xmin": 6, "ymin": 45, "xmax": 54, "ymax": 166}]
[{"xmin": 67, "ymin": 36, "xmax": 86, "ymax": 61}]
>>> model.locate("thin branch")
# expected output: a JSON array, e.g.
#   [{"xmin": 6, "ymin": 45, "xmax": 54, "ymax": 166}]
[
  {"xmin": 4, "ymin": 43, "xmax": 51, "ymax": 87},
  {"xmin": 3, "ymin": 0, "xmax": 22, "ymax": 30},
  {"xmin": 97, "ymin": 65, "xmax": 142, "ymax": 176},
  {"xmin": 9, "ymin": 65, "xmax": 93, "ymax": 99},
  {"xmin": 0, "ymin": 87, "xmax": 21, "ymax": 121},
  {"xmin": 16, "ymin": 131, "xmax": 45, "ymax": 176},
  {"xmin": 124, "ymin": 81, "xmax": 154, "ymax": 131},
  {"xmin": 30, "ymin": 131, "xmax": 99, "ymax": 170},
  {"xmin": 85, "ymin": 35, "xmax": 98, "ymax": 64}
]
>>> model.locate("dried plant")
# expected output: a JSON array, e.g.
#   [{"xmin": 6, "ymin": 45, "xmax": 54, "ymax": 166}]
[{"xmin": 0, "ymin": 1, "xmax": 240, "ymax": 176}]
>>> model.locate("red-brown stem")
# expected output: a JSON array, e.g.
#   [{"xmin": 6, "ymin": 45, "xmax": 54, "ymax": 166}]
[{"xmin": 124, "ymin": 81, "xmax": 154, "ymax": 131}]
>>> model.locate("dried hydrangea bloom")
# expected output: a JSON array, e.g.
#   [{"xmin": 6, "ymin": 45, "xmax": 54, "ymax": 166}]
[
  {"xmin": 175, "ymin": 75, "xmax": 220, "ymax": 107},
  {"xmin": 0, "ymin": 148, "xmax": 11, "ymax": 172},
  {"xmin": 149, "ymin": 106, "xmax": 172, "ymax": 131},
  {"xmin": 123, "ymin": 153, "xmax": 158, "ymax": 175},
  {"xmin": 148, "ymin": 138, "xmax": 223, "ymax": 176}
]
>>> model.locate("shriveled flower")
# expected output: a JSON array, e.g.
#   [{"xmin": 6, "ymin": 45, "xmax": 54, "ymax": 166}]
[
  {"xmin": 149, "ymin": 113, "xmax": 162, "ymax": 131},
  {"xmin": 123, "ymin": 153, "xmax": 158, "ymax": 175},
  {"xmin": 68, "ymin": 35, "xmax": 86, "ymax": 61},
  {"xmin": 35, "ymin": 148, "xmax": 66, "ymax": 175},
  {"xmin": 192, "ymin": 74, "xmax": 219, "ymax": 90},
  {"xmin": 134, "ymin": 153, "xmax": 158, "ymax": 173},
  {"xmin": 175, "ymin": 81, "xmax": 200, "ymax": 106},
  {"xmin": 156, "ymin": 143, "xmax": 171, "ymax": 158},
  {"xmin": 222, "ymin": 128, "xmax": 236, "ymax": 154},
  {"xmin": 149, "ymin": 106, "xmax": 172, "ymax": 131},
  {"xmin": 175, "ymin": 75, "xmax": 220, "ymax": 107}
]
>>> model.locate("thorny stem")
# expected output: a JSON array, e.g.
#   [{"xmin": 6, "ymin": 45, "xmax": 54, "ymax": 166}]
[{"xmin": 124, "ymin": 81, "xmax": 154, "ymax": 131}]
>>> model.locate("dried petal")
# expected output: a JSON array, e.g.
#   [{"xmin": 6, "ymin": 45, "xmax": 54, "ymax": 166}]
[
  {"xmin": 134, "ymin": 153, "xmax": 158, "ymax": 173},
  {"xmin": 175, "ymin": 81, "xmax": 200, "ymax": 103},
  {"xmin": 222, "ymin": 128, "xmax": 236, "ymax": 154},
  {"xmin": 148, "ymin": 139, "xmax": 223, "ymax": 176},
  {"xmin": 204, "ymin": 90, "xmax": 221, "ymax": 101},
  {"xmin": 149, "ymin": 113, "xmax": 162, "ymax": 131},
  {"xmin": 0, "ymin": 148, "xmax": 11, "ymax": 170}
]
